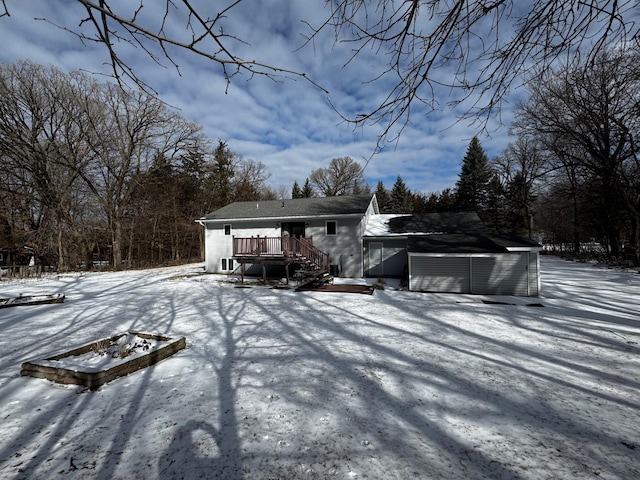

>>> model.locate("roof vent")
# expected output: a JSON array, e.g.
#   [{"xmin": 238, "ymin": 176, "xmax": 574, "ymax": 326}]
[
  {"xmin": 256, "ymin": 203, "xmax": 259, "ymax": 209},
  {"xmin": 282, "ymin": 201, "xmax": 285, "ymax": 208}
]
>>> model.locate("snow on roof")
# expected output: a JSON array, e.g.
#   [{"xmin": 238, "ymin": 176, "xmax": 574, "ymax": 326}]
[{"xmin": 362, "ymin": 214, "xmax": 412, "ymax": 237}]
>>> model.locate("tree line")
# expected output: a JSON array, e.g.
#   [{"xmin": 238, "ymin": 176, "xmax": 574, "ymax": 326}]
[
  {"xmin": 289, "ymin": 46, "xmax": 640, "ymax": 264},
  {"xmin": 0, "ymin": 61, "xmax": 276, "ymax": 271},
  {"xmin": 3, "ymin": 43, "xmax": 639, "ymax": 271}
]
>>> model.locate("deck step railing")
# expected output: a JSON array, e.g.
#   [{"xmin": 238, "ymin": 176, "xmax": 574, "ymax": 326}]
[{"xmin": 232, "ymin": 236, "xmax": 330, "ymax": 272}]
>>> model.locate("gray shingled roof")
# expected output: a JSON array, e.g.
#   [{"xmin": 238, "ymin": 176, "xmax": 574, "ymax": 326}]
[
  {"xmin": 407, "ymin": 233, "xmax": 541, "ymax": 253},
  {"xmin": 407, "ymin": 234, "xmax": 507, "ymax": 254},
  {"xmin": 200, "ymin": 194, "xmax": 375, "ymax": 221},
  {"xmin": 385, "ymin": 212, "xmax": 540, "ymax": 252},
  {"xmin": 387, "ymin": 212, "xmax": 488, "ymax": 234}
]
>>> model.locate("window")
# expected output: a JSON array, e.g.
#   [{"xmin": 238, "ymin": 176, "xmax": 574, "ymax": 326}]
[
  {"xmin": 224, "ymin": 224, "xmax": 231, "ymax": 235},
  {"xmin": 326, "ymin": 220, "xmax": 337, "ymax": 235},
  {"xmin": 228, "ymin": 259, "xmax": 234, "ymax": 270},
  {"xmin": 221, "ymin": 258, "xmax": 227, "ymax": 270}
]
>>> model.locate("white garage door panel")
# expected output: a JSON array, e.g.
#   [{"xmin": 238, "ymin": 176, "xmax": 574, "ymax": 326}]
[
  {"xmin": 411, "ymin": 257, "xmax": 470, "ymax": 293},
  {"xmin": 472, "ymin": 254, "xmax": 528, "ymax": 295}
]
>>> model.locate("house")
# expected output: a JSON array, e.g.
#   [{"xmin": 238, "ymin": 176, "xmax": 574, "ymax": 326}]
[
  {"xmin": 198, "ymin": 194, "xmax": 541, "ymax": 296},
  {"xmin": 198, "ymin": 195, "xmax": 379, "ymax": 279}
]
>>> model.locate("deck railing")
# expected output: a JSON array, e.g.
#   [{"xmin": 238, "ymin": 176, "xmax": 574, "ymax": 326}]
[{"xmin": 232, "ymin": 236, "xmax": 330, "ymax": 272}]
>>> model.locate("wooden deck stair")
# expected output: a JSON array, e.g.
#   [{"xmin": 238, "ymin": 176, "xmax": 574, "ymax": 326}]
[{"xmin": 232, "ymin": 236, "xmax": 330, "ymax": 284}]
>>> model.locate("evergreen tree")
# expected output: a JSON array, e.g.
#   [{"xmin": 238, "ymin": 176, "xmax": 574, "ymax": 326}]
[
  {"xmin": 409, "ymin": 191, "xmax": 430, "ymax": 213},
  {"xmin": 437, "ymin": 188, "xmax": 457, "ymax": 212},
  {"xmin": 454, "ymin": 137, "xmax": 493, "ymax": 214},
  {"xmin": 291, "ymin": 181, "xmax": 302, "ymax": 199},
  {"xmin": 301, "ymin": 178, "xmax": 315, "ymax": 197},
  {"xmin": 389, "ymin": 175, "xmax": 413, "ymax": 213},
  {"xmin": 485, "ymin": 173, "xmax": 508, "ymax": 233},
  {"xmin": 374, "ymin": 181, "xmax": 390, "ymax": 213},
  {"xmin": 505, "ymin": 171, "xmax": 537, "ymax": 236},
  {"xmin": 352, "ymin": 180, "xmax": 371, "ymax": 195},
  {"xmin": 208, "ymin": 140, "xmax": 236, "ymax": 208}
]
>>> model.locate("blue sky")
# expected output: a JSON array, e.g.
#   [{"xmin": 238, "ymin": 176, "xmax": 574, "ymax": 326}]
[{"xmin": 0, "ymin": 1, "xmax": 522, "ymax": 195}]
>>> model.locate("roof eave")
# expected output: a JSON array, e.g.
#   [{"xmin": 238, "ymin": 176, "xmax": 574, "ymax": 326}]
[{"xmin": 199, "ymin": 212, "xmax": 367, "ymax": 223}]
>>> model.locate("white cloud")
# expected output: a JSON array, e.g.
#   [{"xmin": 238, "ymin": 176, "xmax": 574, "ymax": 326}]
[{"xmin": 0, "ymin": 0, "xmax": 518, "ymax": 196}]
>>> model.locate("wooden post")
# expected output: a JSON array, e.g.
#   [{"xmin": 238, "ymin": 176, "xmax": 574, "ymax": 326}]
[
  {"xmin": 262, "ymin": 263, "xmax": 267, "ymax": 284},
  {"xmin": 285, "ymin": 263, "xmax": 290, "ymax": 285},
  {"xmin": 241, "ymin": 262, "xmax": 245, "ymax": 284}
]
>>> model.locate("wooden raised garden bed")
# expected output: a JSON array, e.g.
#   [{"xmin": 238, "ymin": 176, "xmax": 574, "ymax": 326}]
[
  {"xmin": 0, "ymin": 293, "xmax": 65, "ymax": 308},
  {"xmin": 21, "ymin": 332, "xmax": 186, "ymax": 390}
]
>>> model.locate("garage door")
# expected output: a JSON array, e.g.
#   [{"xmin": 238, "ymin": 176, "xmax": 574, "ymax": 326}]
[
  {"xmin": 410, "ymin": 256, "xmax": 470, "ymax": 293},
  {"xmin": 472, "ymin": 253, "xmax": 529, "ymax": 296}
]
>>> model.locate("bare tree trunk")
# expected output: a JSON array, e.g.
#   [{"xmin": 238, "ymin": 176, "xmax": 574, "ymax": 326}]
[
  {"xmin": 57, "ymin": 221, "xmax": 65, "ymax": 271},
  {"xmin": 112, "ymin": 219, "xmax": 123, "ymax": 270}
]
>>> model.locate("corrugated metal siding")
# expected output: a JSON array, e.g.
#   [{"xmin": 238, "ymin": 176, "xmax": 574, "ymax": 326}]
[
  {"xmin": 410, "ymin": 256, "xmax": 470, "ymax": 293},
  {"xmin": 471, "ymin": 254, "xmax": 528, "ymax": 296}
]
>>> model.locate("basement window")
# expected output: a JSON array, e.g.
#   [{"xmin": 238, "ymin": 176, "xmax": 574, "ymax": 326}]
[
  {"xmin": 221, "ymin": 258, "xmax": 227, "ymax": 270},
  {"xmin": 228, "ymin": 259, "xmax": 234, "ymax": 270},
  {"xmin": 326, "ymin": 220, "xmax": 337, "ymax": 236}
]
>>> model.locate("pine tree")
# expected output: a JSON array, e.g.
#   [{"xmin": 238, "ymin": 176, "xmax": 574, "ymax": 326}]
[
  {"xmin": 389, "ymin": 175, "xmax": 412, "ymax": 213},
  {"xmin": 505, "ymin": 171, "xmax": 537, "ymax": 236},
  {"xmin": 208, "ymin": 140, "xmax": 236, "ymax": 208},
  {"xmin": 352, "ymin": 180, "xmax": 371, "ymax": 195},
  {"xmin": 291, "ymin": 181, "xmax": 302, "ymax": 199},
  {"xmin": 301, "ymin": 178, "xmax": 314, "ymax": 198},
  {"xmin": 485, "ymin": 173, "xmax": 508, "ymax": 233},
  {"xmin": 454, "ymin": 137, "xmax": 493, "ymax": 214},
  {"xmin": 375, "ymin": 181, "xmax": 390, "ymax": 213}
]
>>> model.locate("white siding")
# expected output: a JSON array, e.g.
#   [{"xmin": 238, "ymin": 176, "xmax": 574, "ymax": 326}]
[
  {"xmin": 203, "ymin": 221, "xmax": 279, "ymax": 273},
  {"xmin": 528, "ymin": 252, "xmax": 540, "ymax": 296},
  {"xmin": 309, "ymin": 216, "xmax": 363, "ymax": 277}
]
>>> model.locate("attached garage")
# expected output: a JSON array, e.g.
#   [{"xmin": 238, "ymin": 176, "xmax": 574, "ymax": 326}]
[
  {"xmin": 407, "ymin": 234, "xmax": 540, "ymax": 297},
  {"xmin": 362, "ymin": 212, "xmax": 541, "ymax": 297}
]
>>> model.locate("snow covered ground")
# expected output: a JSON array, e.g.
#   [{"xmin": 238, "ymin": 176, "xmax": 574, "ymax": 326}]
[{"xmin": 0, "ymin": 256, "xmax": 638, "ymax": 479}]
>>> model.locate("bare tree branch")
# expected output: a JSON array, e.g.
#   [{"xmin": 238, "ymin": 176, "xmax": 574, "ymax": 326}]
[
  {"xmin": 32, "ymin": 1, "xmax": 329, "ymax": 95},
  {"xmin": 309, "ymin": 0, "xmax": 638, "ymax": 149},
  {"xmin": 3, "ymin": 0, "xmax": 638, "ymax": 150}
]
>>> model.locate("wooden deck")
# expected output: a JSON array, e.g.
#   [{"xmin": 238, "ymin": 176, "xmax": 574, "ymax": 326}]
[{"xmin": 232, "ymin": 236, "xmax": 330, "ymax": 283}]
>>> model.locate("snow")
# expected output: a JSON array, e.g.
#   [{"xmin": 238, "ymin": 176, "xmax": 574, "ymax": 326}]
[{"xmin": 0, "ymin": 256, "xmax": 639, "ymax": 479}]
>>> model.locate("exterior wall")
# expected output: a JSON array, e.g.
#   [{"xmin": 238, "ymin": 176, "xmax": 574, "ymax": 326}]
[
  {"xmin": 528, "ymin": 251, "xmax": 540, "ymax": 297},
  {"xmin": 306, "ymin": 216, "xmax": 364, "ymax": 277},
  {"xmin": 408, "ymin": 252, "xmax": 540, "ymax": 297},
  {"xmin": 203, "ymin": 215, "xmax": 366, "ymax": 277},
  {"xmin": 203, "ymin": 221, "xmax": 280, "ymax": 273},
  {"xmin": 363, "ymin": 238, "xmax": 408, "ymax": 277}
]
